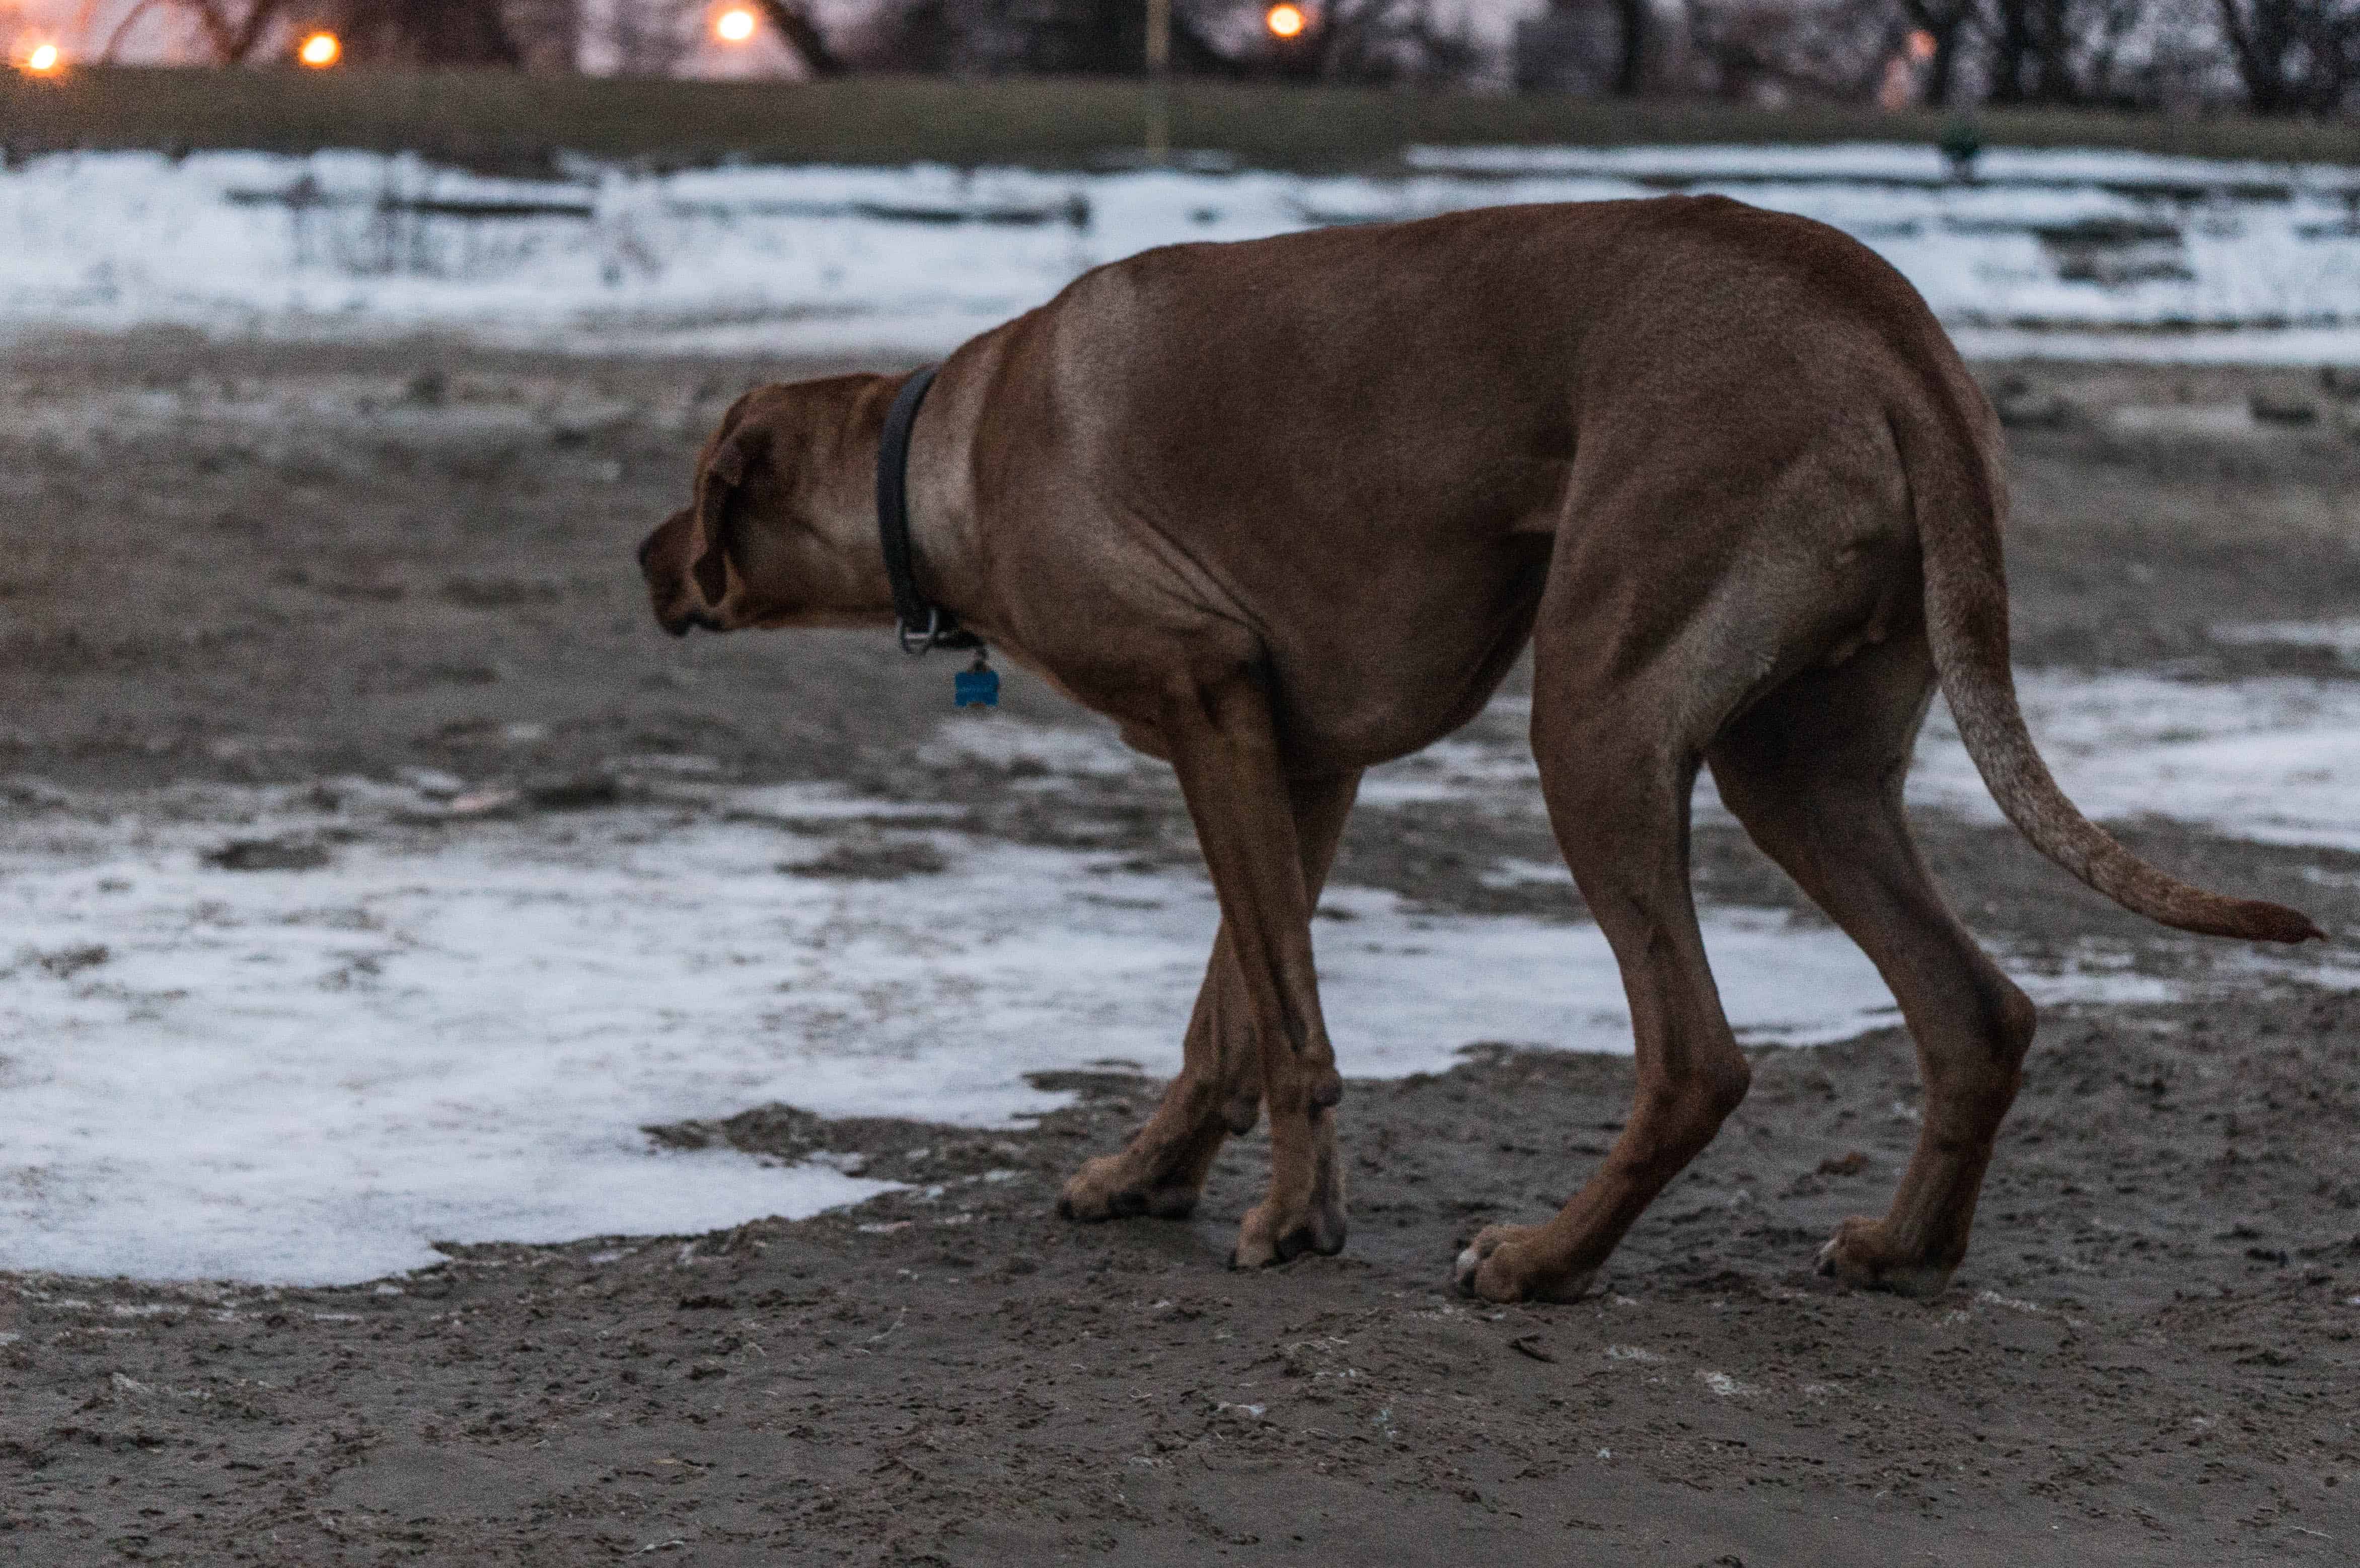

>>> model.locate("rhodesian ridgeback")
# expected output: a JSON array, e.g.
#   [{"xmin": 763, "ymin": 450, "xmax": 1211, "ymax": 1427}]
[{"xmin": 639, "ymin": 196, "xmax": 2318, "ymax": 1303}]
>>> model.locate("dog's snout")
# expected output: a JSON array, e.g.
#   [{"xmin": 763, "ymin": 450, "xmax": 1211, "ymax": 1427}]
[
  {"xmin": 640, "ymin": 510, "xmax": 712, "ymax": 638},
  {"xmin": 659, "ymin": 607, "xmax": 724, "ymax": 639}
]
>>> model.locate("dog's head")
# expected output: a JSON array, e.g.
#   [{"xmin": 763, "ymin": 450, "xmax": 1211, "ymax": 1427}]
[{"xmin": 638, "ymin": 375, "xmax": 899, "ymax": 637}]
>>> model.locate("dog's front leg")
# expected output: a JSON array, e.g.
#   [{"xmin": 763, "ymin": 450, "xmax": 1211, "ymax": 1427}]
[
  {"xmin": 1059, "ymin": 771, "xmax": 1359, "ymax": 1230},
  {"xmin": 1157, "ymin": 672, "xmax": 1348, "ymax": 1267}
]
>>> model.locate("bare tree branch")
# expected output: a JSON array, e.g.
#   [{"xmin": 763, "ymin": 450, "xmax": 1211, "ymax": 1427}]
[
  {"xmin": 126, "ymin": 0, "xmax": 290, "ymax": 64},
  {"xmin": 752, "ymin": 0, "xmax": 847, "ymax": 76},
  {"xmin": 101, "ymin": 0, "xmax": 176, "ymax": 61}
]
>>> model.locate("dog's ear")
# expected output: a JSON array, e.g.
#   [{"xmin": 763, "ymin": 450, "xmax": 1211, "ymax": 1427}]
[{"xmin": 690, "ymin": 426, "xmax": 758, "ymax": 607}]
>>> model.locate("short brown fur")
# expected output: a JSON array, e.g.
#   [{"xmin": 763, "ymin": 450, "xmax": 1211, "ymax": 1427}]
[{"xmin": 638, "ymin": 197, "xmax": 2318, "ymax": 1301}]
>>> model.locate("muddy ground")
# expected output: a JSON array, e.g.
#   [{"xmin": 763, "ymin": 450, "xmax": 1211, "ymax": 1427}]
[{"xmin": 3, "ymin": 336, "xmax": 2358, "ymax": 1564}]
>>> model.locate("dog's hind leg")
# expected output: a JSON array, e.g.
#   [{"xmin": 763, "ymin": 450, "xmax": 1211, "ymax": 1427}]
[
  {"xmin": 1455, "ymin": 583, "xmax": 1760, "ymax": 1303},
  {"xmin": 1060, "ymin": 765, "xmax": 1361, "ymax": 1243},
  {"xmin": 1707, "ymin": 631, "xmax": 2035, "ymax": 1297}
]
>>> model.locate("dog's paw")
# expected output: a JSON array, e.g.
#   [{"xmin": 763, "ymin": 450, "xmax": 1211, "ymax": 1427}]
[
  {"xmin": 1227, "ymin": 1192, "xmax": 1347, "ymax": 1270},
  {"xmin": 1453, "ymin": 1224, "xmax": 1594, "ymax": 1304},
  {"xmin": 1813, "ymin": 1216, "xmax": 1955, "ymax": 1299},
  {"xmin": 1056, "ymin": 1155, "xmax": 1200, "ymax": 1224}
]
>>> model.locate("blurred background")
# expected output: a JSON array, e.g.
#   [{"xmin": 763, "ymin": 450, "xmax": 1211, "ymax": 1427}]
[
  {"xmin": 0, "ymin": 0, "xmax": 2349, "ymax": 121},
  {"xmin": 2, "ymin": 0, "xmax": 2353, "ymax": 362}
]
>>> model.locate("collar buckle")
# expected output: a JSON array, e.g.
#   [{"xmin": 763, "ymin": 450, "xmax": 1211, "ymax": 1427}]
[{"xmin": 897, "ymin": 605, "xmax": 947, "ymax": 656}]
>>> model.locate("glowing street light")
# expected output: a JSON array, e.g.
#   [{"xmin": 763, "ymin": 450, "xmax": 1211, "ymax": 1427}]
[
  {"xmin": 298, "ymin": 31, "xmax": 341, "ymax": 68},
  {"xmin": 1905, "ymin": 28, "xmax": 1936, "ymax": 61},
  {"xmin": 715, "ymin": 7, "xmax": 758, "ymax": 43},
  {"xmin": 1265, "ymin": 3, "xmax": 1307, "ymax": 37},
  {"xmin": 22, "ymin": 41, "xmax": 62, "ymax": 73}
]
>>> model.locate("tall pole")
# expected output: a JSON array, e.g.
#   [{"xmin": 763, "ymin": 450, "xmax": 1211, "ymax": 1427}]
[{"xmin": 1145, "ymin": 0, "xmax": 1170, "ymax": 166}]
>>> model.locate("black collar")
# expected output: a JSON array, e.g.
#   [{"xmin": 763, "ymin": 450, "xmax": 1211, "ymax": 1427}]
[{"xmin": 876, "ymin": 364, "xmax": 978, "ymax": 654}]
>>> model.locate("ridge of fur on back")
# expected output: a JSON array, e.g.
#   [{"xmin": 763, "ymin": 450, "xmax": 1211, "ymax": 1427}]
[{"xmin": 1882, "ymin": 327, "xmax": 2321, "ymax": 945}]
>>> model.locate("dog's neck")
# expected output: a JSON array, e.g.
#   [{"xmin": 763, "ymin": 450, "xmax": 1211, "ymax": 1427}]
[{"xmin": 844, "ymin": 366, "xmax": 990, "ymax": 640}]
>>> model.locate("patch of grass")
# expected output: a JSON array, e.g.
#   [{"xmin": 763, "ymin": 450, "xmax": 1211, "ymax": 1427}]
[{"xmin": 1, "ymin": 67, "xmax": 2353, "ymax": 174}]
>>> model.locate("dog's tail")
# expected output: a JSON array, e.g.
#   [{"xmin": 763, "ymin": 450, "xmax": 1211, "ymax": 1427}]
[{"xmin": 1895, "ymin": 364, "xmax": 2322, "ymax": 945}]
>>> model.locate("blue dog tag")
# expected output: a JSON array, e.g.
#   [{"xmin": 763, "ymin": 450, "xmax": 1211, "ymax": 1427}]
[{"xmin": 954, "ymin": 666, "xmax": 1000, "ymax": 708}]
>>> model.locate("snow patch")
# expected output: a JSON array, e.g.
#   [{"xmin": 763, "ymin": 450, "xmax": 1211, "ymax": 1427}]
[
  {"xmin": 4, "ymin": 146, "xmax": 2358, "ymax": 359},
  {"xmin": 2212, "ymin": 620, "xmax": 2360, "ymax": 662},
  {"xmin": 1911, "ymin": 671, "xmax": 2360, "ymax": 854},
  {"xmin": 2, "ymin": 773, "xmax": 2185, "ymax": 1287}
]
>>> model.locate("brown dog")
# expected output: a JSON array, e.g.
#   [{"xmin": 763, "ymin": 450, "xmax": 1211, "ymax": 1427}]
[{"xmin": 639, "ymin": 196, "xmax": 2319, "ymax": 1303}]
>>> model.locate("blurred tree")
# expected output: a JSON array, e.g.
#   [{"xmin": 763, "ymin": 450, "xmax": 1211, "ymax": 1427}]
[
  {"xmin": 2216, "ymin": 0, "xmax": 2360, "ymax": 110},
  {"xmin": 328, "ymin": 0, "xmax": 525, "ymax": 64},
  {"xmin": 1982, "ymin": 0, "xmax": 2073, "ymax": 101},
  {"xmin": 1263, "ymin": 0, "xmax": 1484, "ymax": 85},
  {"xmin": 842, "ymin": 0, "xmax": 1482, "ymax": 83},
  {"xmin": 750, "ymin": 0, "xmax": 845, "ymax": 74},
  {"xmin": 1610, "ymin": 0, "xmax": 1648, "ymax": 91},
  {"xmin": 502, "ymin": 0, "xmax": 583, "ymax": 71},
  {"xmin": 103, "ymin": 0, "xmax": 287, "ymax": 62},
  {"xmin": 851, "ymin": 0, "xmax": 1237, "ymax": 76},
  {"xmin": 1983, "ymin": 0, "xmax": 2212, "ymax": 106},
  {"xmin": 1513, "ymin": 1, "xmax": 1619, "ymax": 95},
  {"xmin": 843, "ymin": 0, "xmax": 955, "ymax": 69},
  {"xmin": 1684, "ymin": 0, "xmax": 1899, "ymax": 103},
  {"xmin": 601, "ymin": 0, "xmax": 696, "ymax": 76},
  {"xmin": 2067, "ymin": 0, "xmax": 2163, "ymax": 104},
  {"xmin": 1893, "ymin": 0, "xmax": 1974, "ymax": 102},
  {"xmin": 1667, "ymin": 0, "xmax": 2238, "ymax": 111}
]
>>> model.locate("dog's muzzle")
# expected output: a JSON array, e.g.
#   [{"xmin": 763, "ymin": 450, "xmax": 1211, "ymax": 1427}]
[
  {"xmin": 639, "ymin": 513, "xmax": 719, "ymax": 637},
  {"xmin": 660, "ymin": 608, "xmax": 725, "ymax": 638}
]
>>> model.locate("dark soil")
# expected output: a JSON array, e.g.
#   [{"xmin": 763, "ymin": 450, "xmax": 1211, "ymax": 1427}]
[{"xmin": 3, "ymin": 338, "xmax": 2357, "ymax": 1563}]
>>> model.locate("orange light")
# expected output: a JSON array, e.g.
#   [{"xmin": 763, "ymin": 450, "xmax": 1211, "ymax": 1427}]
[
  {"xmin": 1266, "ymin": 3, "xmax": 1307, "ymax": 38},
  {"xmin": 298, "ymin": 30, "xmax": 340, "ymax": 67},
  {"xmin": 715, "ymin": 7, "xmax": 758, "ymax": 42},
  {"xmin": 23, "ymin": 41, "xmax": 62, "ymax": 73},
  {"xmin": 1906, "ymin": 28, "xmax": 1936, "ymax": 61}
]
